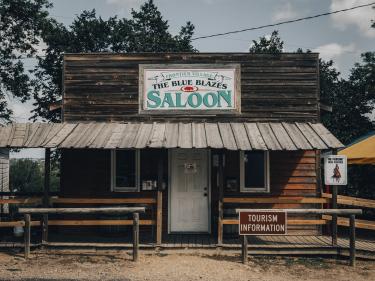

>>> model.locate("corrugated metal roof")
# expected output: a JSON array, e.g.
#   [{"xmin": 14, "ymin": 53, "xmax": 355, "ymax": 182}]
[{"xmin": 0, "ymin": 122, "xmax": 343, "ymax": 150}]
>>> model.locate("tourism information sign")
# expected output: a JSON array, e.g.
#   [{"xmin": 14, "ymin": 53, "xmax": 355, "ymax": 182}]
[
  {"xmin": 139, "ymin": 64, "xmax": 241, "ymax": 115},
  {"xmin": 239, "ymin": 211, "xmax": 287, "ymax": 235},
  {"xmin": 324, "ymin": 155, "xmax": 347, "ymax": 185}
]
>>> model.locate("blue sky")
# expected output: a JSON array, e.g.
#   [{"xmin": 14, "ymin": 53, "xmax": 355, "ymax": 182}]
[{"xmin": 10, "ymin": 0, "xmax": 375, "ymax": 158}]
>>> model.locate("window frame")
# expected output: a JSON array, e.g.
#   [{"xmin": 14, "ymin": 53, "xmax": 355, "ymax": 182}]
[
  {"xmin": 240, "ymin": 150, "xmax": 270, "ymax": 193},
  {"xmin": 111, "ymin": 149, "xmax": 140, "ymax": 192}
]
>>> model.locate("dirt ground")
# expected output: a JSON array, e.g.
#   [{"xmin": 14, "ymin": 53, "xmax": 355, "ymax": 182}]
[{"xmin": 0, "ymin": 248, "xmax": 374, "ymax": 281}]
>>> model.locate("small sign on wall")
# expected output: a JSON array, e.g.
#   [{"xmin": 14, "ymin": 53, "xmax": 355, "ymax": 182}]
[
  {"xmin": 239, "ymin": 211, "xmax": 287, "ymax": 235},
  {"xmin": 324, "ymin": 155, "xmax": 347, "ymax": 185}
]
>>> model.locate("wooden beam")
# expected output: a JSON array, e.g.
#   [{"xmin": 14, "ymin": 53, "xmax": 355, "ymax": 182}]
[
  {"xmin": 218, "ymin": 153, "xmax": 224, "ymax": 246},
  {"xmin": 323, "ymin": 215, "xmax": 375, "ymax": 230},
  {"xmin": 19, "ymin": 207, "xmax": 146, "ymax": 214},
  {"xmin": 48, "ymin": 220, "xmax": 154, "ymax": 226},
  {"xmin": 223, "ymin": 197, "xmax": 329, "ymax": 204},
  {"xmin": 235, "ymin": 209, "xmax": 362, "ymax": 215},
  {"xmin": 51, "ymin": 198, "xmax": 156, "ymax": 204},
  {"xmin": 156, "ymin": 155, "xmax": 163, "ymax": 245},
  {"xmin": 222, "ymin": 219, "xmax": 328, "ymax": 225},
  {"xmin": 349, "ymin": 214, "xmax": 356, "ymax": 267},
  {"xmin": 0, "ymin": 221, "xmax": 40, "ymax": 227},
  {"xmin": 0, "ymin": 198, "xmax": 42, "ymax": 204},
  {"xmin": 133, "ymin": 213, "xmax": 139, "ymax": 262},
  {"xmin": 42, "ymin": 148, "xmax": 51, "ymax": 244},
  {"xmin": 24, "ymin": 214, "xmax": 30, "ymax": 259},
  {"xmin": 322, "ymin": 193, "xmax": 375, "ymax": 209}
]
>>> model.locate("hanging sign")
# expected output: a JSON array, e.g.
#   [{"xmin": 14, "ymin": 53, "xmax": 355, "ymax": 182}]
[
  {"xmin": 239, "ymin": 211, "xmax": 287, "ymax": 235},
  {"xmin": 139, "ymin": 64, "xmax": 241, "ymax": 115},
  {"xmin": 324, "ymin": 155, "xmax": 347, "ymax": 185}
]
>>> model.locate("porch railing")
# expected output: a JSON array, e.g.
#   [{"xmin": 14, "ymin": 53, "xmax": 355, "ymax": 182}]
[
  {"xmin": 19, "ymin": 207, "xmax": 145, "ymax": 261},
  {"xmin": 0, "ymin": 195, "xmax": 162, "ymax": 244},
  {"xmin": 218, "ymin": 196, "xmax": 331, "ymax": 245}
]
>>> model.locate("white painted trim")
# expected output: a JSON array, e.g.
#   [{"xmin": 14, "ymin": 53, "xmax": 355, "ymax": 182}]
[
  {"xmin": 111, "ymin": 149, "xmax": 140, "ymax": 192},
  {"xmin": 240, "ymin": 151, "xmax": 270, "ymax": 193}
]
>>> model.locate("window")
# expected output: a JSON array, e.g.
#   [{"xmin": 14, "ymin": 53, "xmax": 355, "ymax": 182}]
[
  {"xmin": 240, "ymin": 151, "xmax": 269, "ymax": 192},
  {"xmin": 111, "ymin": 150, "xmax": 139, "ymax": 192}
]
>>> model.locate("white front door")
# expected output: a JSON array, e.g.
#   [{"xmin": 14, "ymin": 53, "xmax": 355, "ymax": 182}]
[{"xmin": 170, "ymin": 149, "xmax": 209, "ymax": 232}]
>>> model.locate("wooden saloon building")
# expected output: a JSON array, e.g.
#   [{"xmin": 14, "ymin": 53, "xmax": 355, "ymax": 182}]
[{"xmin": 0, "ymin": 53, "xmax": 344, "ymax": 245}]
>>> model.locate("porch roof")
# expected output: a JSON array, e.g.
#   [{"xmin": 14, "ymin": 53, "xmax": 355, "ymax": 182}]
[{"xmin": 0, "ymin": 122, "xmax": 343, "ymax": 150}]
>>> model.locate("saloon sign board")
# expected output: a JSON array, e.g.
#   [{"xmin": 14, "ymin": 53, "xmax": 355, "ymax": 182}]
[
  {"xmin": 239, "ymin": 211, "xmax": 287, "ymax": 235},
  {"xmin": 139, "ymin": 64, "xmax": 241, "ymax": 115}
]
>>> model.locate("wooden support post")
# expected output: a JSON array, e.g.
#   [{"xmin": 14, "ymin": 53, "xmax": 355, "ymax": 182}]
[
  {"xmin": 349, "ymin": 214, "xmax": 356, "ymax": 267},
  {"xmin": 42, "ymin": 148, "xmax": 51, "ymax": 244},
  {"xmin": 133, "ymin": 212, "xmax": 139, "ymax": 262},
  {"xmin": 156, "ymin": 156, "xmax": 163, "ymax": 245},
  {"xmin": 331, "ymin": 148, "xmax": 338, "ymax": 247},
  {"xmin": 24, "ymin": 214, "xmax": 31, "ymax": 259},
  {"xmin": 331, "ymin": 185, "xmax": 338, "ymax": 246},
  {"xmin": 217, "ymin": 153, "xmax": 224, "ymax": 246},
  {"xmin": 241, "ymin": 235, "xmax": 248, "ymax": 264}
]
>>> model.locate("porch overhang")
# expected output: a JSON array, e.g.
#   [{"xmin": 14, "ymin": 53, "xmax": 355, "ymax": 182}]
[{"xmin": 0, "ymin": 122, "xmax": 343, "ymax": 150}]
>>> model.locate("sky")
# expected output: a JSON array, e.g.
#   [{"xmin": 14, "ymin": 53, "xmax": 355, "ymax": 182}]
[{"xmin": 9, "ymin": 0, "xmax": 375, "ymax": 158}]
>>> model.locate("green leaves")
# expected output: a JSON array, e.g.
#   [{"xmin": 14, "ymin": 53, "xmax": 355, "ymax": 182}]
[
  {"xmin": 31, "ymin": 0, "xmax": 196, "ymax": 121},
  {"xmin": 0, "ymin": 0, "xmax": 52, "ymax": 123},
  {"xmin": 249, "ymin": 31, "xmax": 284, "ymax": 54}
]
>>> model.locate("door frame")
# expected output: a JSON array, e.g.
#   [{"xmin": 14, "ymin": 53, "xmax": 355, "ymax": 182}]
[{"xmin": 168, "ymin": 148, "xmax": 211, "ymax": 234}]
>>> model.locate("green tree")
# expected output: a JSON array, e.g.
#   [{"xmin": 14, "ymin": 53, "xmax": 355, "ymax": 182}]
[
  {"xmin": 10, "ymin": 159, "xmax": 43, "ymax": 192},
  {"xmin": 9, "ymin": 158, "xmax": 59, "ymax": 193},
  {"xmin": 31, "ymin": 0, "xmax": 195, "ymax": 121},
  {"xmin": 0, "ymin": 0, "xmax": 52, "ymax": 123},
  {"xmin": 249, "ymin": 30, "xmax": 283, "ymax": 53}
]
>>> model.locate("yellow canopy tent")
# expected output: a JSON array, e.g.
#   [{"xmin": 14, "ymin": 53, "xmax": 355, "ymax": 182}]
[{"xmin": 338, "ymin": 132, "xmax": 375, "ymax": 164}]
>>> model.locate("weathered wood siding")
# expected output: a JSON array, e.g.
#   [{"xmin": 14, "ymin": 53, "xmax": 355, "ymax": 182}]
[
  {"xmin": 61, "ymin": 149, "xmax": 319, "ymax": 235},
  {"xmin": 210, "ymin": 150, "xmax": 320, "ymax": 235},
  {"xmin": 0, "ymin": 149, "xmax": 10, "ymax": 214},
  {"xmin": 63, "ymin": 53, "xmax": 319, "ymax": 122}
]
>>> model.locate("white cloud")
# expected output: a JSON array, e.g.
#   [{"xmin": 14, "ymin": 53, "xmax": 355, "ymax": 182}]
[
  {"xmin": 272, "ymin": 2, "xmax": 298, "ymax": 22},
  {"xmin": 330, "ymin": 0, "xmax": 375, "ymax": 38},
  {"xmin": 313, "ymin": 42, "xmax": 356, "ymax": 61}
]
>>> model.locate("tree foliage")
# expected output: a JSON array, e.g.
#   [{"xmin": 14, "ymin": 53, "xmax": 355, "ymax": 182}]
[
  {"xmin": 32, "ymin": 0, "xmax": 195, "ymax": 121},
  {"xmin": 0, "ymin": 0, "xmax": 51, "ymax": 124},
  {"xmin": 9, "ymin": 158, "xmax": 59, "ymax": 193},
  {"xmin": 249, "ymin": 31, "xmax": 283, "ymax": 53}
]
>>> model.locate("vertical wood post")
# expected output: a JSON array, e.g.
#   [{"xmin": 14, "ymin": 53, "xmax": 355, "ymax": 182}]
[
  {"xmin": 331, "ymin": 186, "xmax": 338, "ymax": 246},
  {"xmin": 217, "ymin": 153, "xmax": 224, "ymax": 245},
  {"xmin": 156, "ymin": 155, "xmax": 163, "ymax": 245},
  {"xmin": 42, "ymin": 148, "xmax": 51, "ymax": 244},
  {"xmin": 241, "ymin": 235, "xmax": 248, "ymax": 264},
  {"xmin": 24, "ymin": 214, "xmax": 31, "ymax": 259},
  {"xmin": 331, "ymin": 148, "xmax": 338, "ymax": 247},
  {"xmin": 349, "ymin": 214, "xmax": 356, "ymax": 267},
  {"xmin": 133, "ymin": 212, "xmax": 139, "ymax": 262}
]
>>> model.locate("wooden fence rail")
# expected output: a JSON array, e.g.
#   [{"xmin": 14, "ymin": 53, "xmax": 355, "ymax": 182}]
[
  {"xmin": 0, "ymin": 196, "xmax": 162, "ymax": 244},
  {"xmin": 322, "ymin": 193, "xmax": 375, "ymax": 209},
  {"xmin": 218, "ymin": 196, "xmax": 329, "ymax": 245},
  {"xmin": 18, "ymin": 207, "xmax": 145, "ymax": 261},
  {"xmin": 236, "ymin": 208, "xmax": 362, "ymax": 267}
]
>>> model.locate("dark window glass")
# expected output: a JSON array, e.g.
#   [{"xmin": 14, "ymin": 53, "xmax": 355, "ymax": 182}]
[
  {"xmin": 244, "ymin": 151, "xmax": 265, "ymax": 188},
  {"xmin": 115, "ymin": 150, "xmax": 136, "ymax": 188}
]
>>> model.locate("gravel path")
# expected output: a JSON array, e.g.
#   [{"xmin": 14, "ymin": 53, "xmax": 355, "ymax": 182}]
[{"xmin": 0, "ymin": 249, "xmax": 373, "ymax": 281}]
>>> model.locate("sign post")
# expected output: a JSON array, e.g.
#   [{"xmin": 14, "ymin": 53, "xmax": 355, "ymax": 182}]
[
  {"xmin": 324, "ymin": 154, "xmax": 347, "ymax": 246},
  {"xmin": 238, "ymin": 210, "xmax": 287, "ymax": 263}
]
